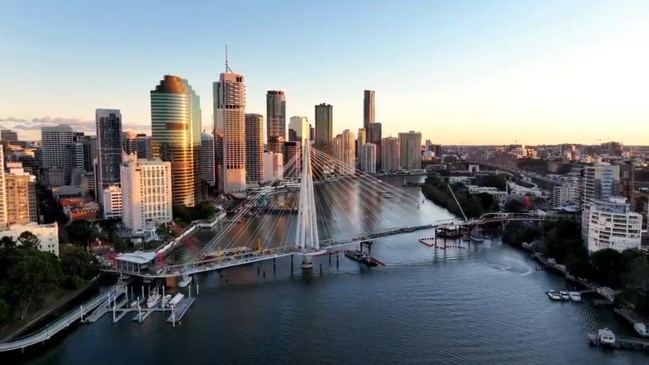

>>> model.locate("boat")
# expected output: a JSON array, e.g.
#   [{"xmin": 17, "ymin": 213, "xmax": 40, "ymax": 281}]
[
  {"xmin": 469, "ymin": 234, "xmax": 485, "ymax": 242},
  {"xmin": 146, "ymin": 290, "xmax": 162, "ymax": 309},
  {"xmin": 568, "ymin": 291, "xmax": 582, "ymax": 302},
  {"xmin": 633, "ymin": 323, "xmax": 648, "ymax": 338},
  {"xmin": 169, "ymin": 293, "xmax": 184, "ymax": 308},
  {"xmin": 161, "ymin": 294, "xmax": 172, "ymax": 308},
  {"xmin": 547, "ymin": 290, "xmax": 563, "ymax": 301},
  {"xmin": 559, "ymin": 290, "xmax": 570, "ymax": 300},
  {"xmin": 179, "ymin": 274, "xmax": 192, "ymax": 288},
  {"xmin": 344, "ymin": 250, "xmax": 379, "ymax": 267},
  {"xmin": 437, "ymin": 227, "xmax": 464, "ymax": 239},
  {"xmin": 597, "ymin": 328, "xmax": 616, "ymax": 347}
]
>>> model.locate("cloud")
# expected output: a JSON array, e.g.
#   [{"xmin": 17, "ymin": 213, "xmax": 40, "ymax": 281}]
[{"xmin": 0, "ymin": 116, "xmax": 149, "ymax": 134}]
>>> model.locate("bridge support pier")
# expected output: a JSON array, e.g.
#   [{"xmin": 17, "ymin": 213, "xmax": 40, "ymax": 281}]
[
  {"xmin": 301, "ymin": 255, "xmax": 314, "ymax": 278},
  {"xmin": 290, "ymin": 255, "xmax": 294, "ymax": 275}
]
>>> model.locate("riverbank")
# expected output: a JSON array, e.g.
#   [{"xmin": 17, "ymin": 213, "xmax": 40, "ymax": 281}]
[{"xmin": 0, "ymin": 276, "xmax": 101, "ymax": 341}]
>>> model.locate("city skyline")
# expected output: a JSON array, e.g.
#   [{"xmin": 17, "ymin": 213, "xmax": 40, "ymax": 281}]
[{"xmin": 1, "ymin": 1, "xmax": 648, "ymax": 144}]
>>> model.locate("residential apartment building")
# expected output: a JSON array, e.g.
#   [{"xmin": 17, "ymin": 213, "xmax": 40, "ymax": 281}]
[
  {"xmin": 586, "ymin": 197, "xmax": 642, "ymax": 253},
  {"xmin": 360, "ymin": 143, "xmax": 377, "ymax": 174}
]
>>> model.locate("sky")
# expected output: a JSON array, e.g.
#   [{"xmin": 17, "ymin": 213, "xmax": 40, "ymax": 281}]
[{"xmin": 1, "ymin": 0, "xmax": 648, "ymax": 145}]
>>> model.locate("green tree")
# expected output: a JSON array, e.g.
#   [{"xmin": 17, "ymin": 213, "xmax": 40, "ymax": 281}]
[
  {"xmin": 590, "ymin": 248, "xmax": 625, "ymax": 289},
  {"xmin": 0, "ymin": 236, "xmax": 16, "ymax": 249},
  {"xmin": 17, "ymin": 231, "xmax": 40, "ymax": 249},
  {"xmin": 504, "ymin": 199, "xmax": 525, "ymax": 213},
  {"xmin": 59, "ymin": 244, "xmax": 99, "ymax": 288},
  {"xmin": 564, "ymin": 248, "xmax": 591, "ymax": 279},
  {"xmin": 476, "ymin": 193, "xmax": 495, "ymax": 211},
  {"xmin": 7, "ymin": 250, "xmax": 63, "ymax": 320},
  {"xmin": 477, "ymin": 174, "xmax": 507, "ymax": 191},
  {"xmin": 622, "ymin": 256, "xmax": 649, "ymax": 290}
]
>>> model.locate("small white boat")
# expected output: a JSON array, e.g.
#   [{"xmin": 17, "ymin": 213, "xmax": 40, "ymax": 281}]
[
  {"xmin": 161, "ymin": 294, "xmax": 173, "ymax": 308},
  {"xmin": 633, "ymin": 323, "xmax": 648, "ymax": 338},
  {"xmin": 146, "ymin": 293, "xmax": 162, "ymax": 308},
  {"xmin": 598, "ymin": 328, "xmax": 616, "ymax": 347},
  {"xmin": 179, "ymin": 274, "xmax": 192, "ymax": 288},
  {"xmin": 547, "ymin": 291, "xmax": 563, "ymax": 301},
  {"xmin": 568, "ymin": 291, "xmax": 582, "ymax": 302},
  {"xmin": 559, "ymin": 290, "xmax": 570, "ymax": 300}
]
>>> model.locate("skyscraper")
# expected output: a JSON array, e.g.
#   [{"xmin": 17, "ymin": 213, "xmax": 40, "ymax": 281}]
[
  {"xmin": 41, "ymin": 124, "xmax": 74, "ymax": 185},
  {"xmin": 283, "ymin": 141, "xmax": 301, "ymax": 178},
  {"xmin": 360, "ymin": 143, "xmax": 377, "ymax": 174},
  {"xmin": 398, "ymin": 131, "xmax": 422, "ymax": 170},
  {"xmin": 381, "ymin": 137, "xmax": 400, "ymax": 172},
  {"xmin": 121, "ymin": 158, "xmax": 173, "ymax": 231},
  {"xmin": 363, "ymin": 90, "xmax": 375, "ymax": 130},
  {"xmin": 96, "ymin": 109, "xmax": 123, "ymax": 191},
  {"xmin": 288, "ymin": 116, "xmax": 309, "ymax": 144},
  {"xmin": 1, "ymin": 130, "xmax": 18, "ymax": 143},
  {"xmin": 4, "ymin": 163, "xmax": 38, "ymax": 224},
  {"xmin": 356, "ymin": 128, "xmax": 366, "ymax": 160},
  {"xmin": 200, "ymin": 133, "xmax": 215, "ymax": 187},
  {"xmin": 315, "ymin": 103, "xmax": 333, "ymax": 155},
  {"xmin": 122, "ymin": 131, "xmax": 137, "ymax": 155},
  {"xmin": 151, "ymin": 75, "xmax": 202, "ymax": 207},
  {"xmin": 368, "ymin": 122, "xmax": 382, "ymax": 170},
  {"xmin": 214, "ymin": 72, "xmax": 246, "ymax": 194},
  {"xmin": 333, "ymin": 129, "xmax": 355, "ymax": 175},
  {"xmin": 245, "ymin": 114, "xmax": 264, "ymax": 183},
  {"xmin": 266, "ymin": 90, "xmax": 286, "ymax": 143}
]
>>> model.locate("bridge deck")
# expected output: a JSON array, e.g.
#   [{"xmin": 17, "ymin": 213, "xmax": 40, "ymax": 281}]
[{"xmin": 106, "ymin": 213, "xmax": 559, "ymax": 279}]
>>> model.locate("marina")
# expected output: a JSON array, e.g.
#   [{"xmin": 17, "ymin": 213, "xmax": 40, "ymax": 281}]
[{"xmin": 588, "ymin": 328, "xmax": 649, "ymax": 352}]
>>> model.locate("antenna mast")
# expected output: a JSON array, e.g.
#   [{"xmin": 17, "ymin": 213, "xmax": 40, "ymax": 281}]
[{"xmin": 225, "ymin": 44, "xmax": 233, "ymax": 73}]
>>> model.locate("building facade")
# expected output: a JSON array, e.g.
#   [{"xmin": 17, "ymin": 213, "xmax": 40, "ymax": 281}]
[
  {"xmin": 586, "ymin": 197, "xmax": 642, "ymax": 253},
  {"xmin": 333, "ymin": 129, "xmax": 355, "ymax": 175},
  {"xmin": 263, "ymin": 152, "xmax": 283, "ymax": 182},
  {"xmin": 245, "ymin": 114, "xmax": 264, "ymax": 183},
  {"xmin": 381, "ymin": 137, "xmax": 399, "ymax": 173},
  {"xmin": 214, "ymin": 72, "xmax": 246, "ymax": 194},
  {"xmin": 360, "ymin": 143, "xmax": 377, "ymax": 174},
  {"xmin": 121, "ymin": 158, "xmax": 173, "ymax": 232},
  {"xmin": 288, "ymin": 116, "xmax": 310, "ymax": 144},
  {"xmin": 580, "ymin": 164, "xmax": 621, "ymax": 243},
  {"xmin": 151, "ymin": 75, "xmax": 202, "ymax": 207},
  {"xmin": 315, "ymin": 103, "xmax": 333, "ymax": 155},
  {"xmin": 4, "ymin": 162, "xmax": 37, "ymax": 224},
  {"xmin": 200, "ymin": 132, "xmax": 216, "ymax": 187},
  {"xmin": 96, "ymin": 109, "xmax": 123, "ymax": 191},
  {"xmin": 0, "ymin": 147, "xmax": 7, "ymax": 226},
  {"xmin": 266, "ymin": 90, "xmax": 286, "ymax": 143},
  {"xmin": 356, "ymin": 128, "xmax": 366, "ymax": 160},
  {"xmin": 363, "ymin": 90, "xmax": 375, "ymax": 130},
  {"xmin": 283, "ymin": 141, "xmax": 301, "ymax": 178},
  {"xmin": 552, "ymin": 178, "xmax": 580, "ymax": 209},
  {"xmin": 41, "ymin": 125, "xmax": 74, "ymax": 185},
  {"xmin": 102, "ymin": 185, "xmax": 122, "ymax": 219},
  {"xmin": 398, "ymin": 131, "xmax": 422, "ymax": 170},
  {"xmin": 367, "ymin": 122, "xmax": 382, "ymax": 170}
]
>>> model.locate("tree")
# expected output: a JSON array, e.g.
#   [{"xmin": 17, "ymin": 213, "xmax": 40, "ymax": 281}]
[
  {"xmin": 17, "ymin": 231, "xmax": 40, "ymax": 250},
  {"xmin": 622, "ymin": 256, "xmax": 649, "ymax": 290},
  {"xmin": 590, "ymin": 248, "xmax": 625, "ymax": 289},
  {"xmin": 476, "ymin": 193, "xmax": 495, "ymax": 211},
  {"xmin": 66, "ymin": 220, "xmax": 94, "ymax": 245},
  {"xmin": 0, "ymin": 236, "xmax": 16, "ymax": 249},
  {"xmin": 60, "ymin": 244, "xmax": 99, "ymax": 288},
  {"xmin": 7, "ymin": 250, "xmax": 63, "ymax": 320},
  {"xmin": 564, "ymin": 248, "xmax": 591, "ymax": 279},
  {"xmin": 477, "ymin": 174, "xmax": 507, "ymax": 191},
  {"xmin": 504, "ymin": 199, "xmax": 525, "ymax": 213}
]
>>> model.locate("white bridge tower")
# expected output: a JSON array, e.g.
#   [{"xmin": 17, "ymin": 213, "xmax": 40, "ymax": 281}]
[{"xmin": 295, "ymin": 139, "xmax": 325, "ymax": 272}]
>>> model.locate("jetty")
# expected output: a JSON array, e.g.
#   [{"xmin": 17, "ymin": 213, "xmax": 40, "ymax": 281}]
[{"xmin": 588, "ymin": 329, "xmax": 649, "ymax": 353}]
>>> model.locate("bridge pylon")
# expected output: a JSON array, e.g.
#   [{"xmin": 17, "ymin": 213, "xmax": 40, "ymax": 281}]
[{"xmin": 295, "ymin": 139, "xmax": 326, "ymax": 275}]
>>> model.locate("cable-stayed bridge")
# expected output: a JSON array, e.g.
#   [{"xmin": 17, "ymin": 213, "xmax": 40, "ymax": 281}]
[{"xmin": 108, "ymin": 142, "xmax": 557, "ymax": 279}]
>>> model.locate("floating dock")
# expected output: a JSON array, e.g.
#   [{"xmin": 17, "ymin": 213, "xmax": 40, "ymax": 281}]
[
  {"xmin": 132, "ymin": 310, "xmax": 154, "ymax": 323},
  {"xmin": 588, "ymin": 331, "xmax": 649, "ymax": 353},
  {"xmin": 166, "ymin": 297, "xmax": 196, "ymax": 323}
]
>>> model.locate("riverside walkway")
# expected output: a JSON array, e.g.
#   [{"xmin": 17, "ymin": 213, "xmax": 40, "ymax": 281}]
[{"xmin": 0, "ymin": 284, "xmax": 126, "ymax": 353}]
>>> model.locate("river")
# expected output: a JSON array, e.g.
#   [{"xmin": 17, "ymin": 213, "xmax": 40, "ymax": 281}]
[{"xmin": 24, "ymin": 176, "xmax": 645, "ymax": 364}]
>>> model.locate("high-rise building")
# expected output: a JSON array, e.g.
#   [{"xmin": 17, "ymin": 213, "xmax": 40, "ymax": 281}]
[
  {"xmin": 135, "ymin": 135, "xmax": 152, "ymax": 159},
  {"xmin": 263, "ymin": 152, "xmax": 283, "ymax": 181},
  {"xmin": 356, "ymin": 128, "xmax": 366, "ymax": 160},
  {"xmin": 367, "ymin": 122, "xmax": 382, "ymax": 170},
  {"xmin": 363, "ymin": 90, "xmax": 375, "ymax": 130},
  {"xmin": 381, "ymin": 137, "xmax": 399, "ymax": 172},
  {"xmin": 41, "ymin": 125, "xmax": 74, "ymax": 185},
  {"xmin": 580, "ymin": 163, "xmax": 621, "ymax": 243},
  {"xmin": 333, "ymin": 129, "xmax": 355, "ymax": 175},
  {"xmin": 245, "ymin": 114, "xmax": 264, "ymax": 183},
  {"xmin": 398, "ymin": 131, "xmax": 422, "ymax": 170},
  {"xmin": 586, "ymin": 197, "xmax": 642, "ymax": 253},
  {"xmin": 4, "ymin": 162, "xmax": 37, "ymax": 224},
  {"xmin": 266, "ymin": 90, "xmax": 286, "ymax": 142},
  {"xmin": 122, "ymin": 131, "xmax": 137, "ymax": 155},
  {"xmin": 96, "ymin": 109, "xmax": 123, "ymax": 191},
  {"xmin": 360, "ymin": 143, "xmax": 377, "ymax": 174},
  {"xmin": 0, "ymin": 147, "xmax": 7, "ymax": 226},
  {"xmin": 309, "ymin": 125, "xmax": 315, "ymax": 142},
  {"xmin": 151, "ymin": 75, "xmax": 202, "ymax": 207},
  {"xmin": 1, "ymin": 130, "xmax": 18, "ymax": 143},
  {"xmin": 267, "ymin": 135, "xmax": 285, "ymax": 155},
  {"xmin": 200, "ymin": 133, "xmax": 215, "ymax": 187},
  {"xmin": 315, "ymin": 103, "xmax": 333, "ymax": 155},
  {"xmin": 121, "ymin": 158, "xmax": 173, "ymax": 232},
  {"xmin": 283, "ymin": 141, "xmax": 301, "ymax": 178},
  {"xmin": 101, "ymin": 185, "xmax": 122, "ymax": 219},
  {"xmin": 214, "ymin": 72, "xmax": 246, "ymax": 194},
  {"xmin": 288, "ymin": 116, "xmax": 310, "ymax": 144}
]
